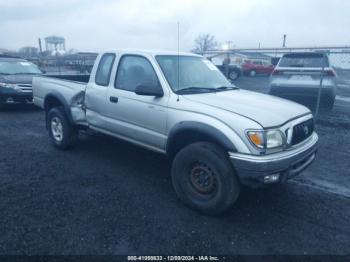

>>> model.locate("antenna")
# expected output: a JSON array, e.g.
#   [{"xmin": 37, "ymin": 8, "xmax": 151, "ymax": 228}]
[{"xmin": 177, "ymin": 21, "xmax": 180, "ymax": 102}]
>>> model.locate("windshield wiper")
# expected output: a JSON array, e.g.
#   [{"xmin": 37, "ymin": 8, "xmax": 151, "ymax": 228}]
[
  {"xmin": 214, "ymin": 86, "xmax": 239, "ymax": 91},
  {"xmin": 176, "ymin": 87, "xmax": 217, "ymax": 94}
]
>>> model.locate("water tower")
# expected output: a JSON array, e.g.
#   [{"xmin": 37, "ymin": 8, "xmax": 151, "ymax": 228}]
[{"xmin": 44, "ymin": 36, "xmax": 66, "ymax": 52}]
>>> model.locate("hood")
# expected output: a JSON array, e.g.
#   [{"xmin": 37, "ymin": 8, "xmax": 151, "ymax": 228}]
[
  {"xmin": 182, "ymin": 89, "xmax": 310, "ymax": 128},
  {"xmin": 0, "ymin": 74, "xmax": 37, "ymax": 85}
]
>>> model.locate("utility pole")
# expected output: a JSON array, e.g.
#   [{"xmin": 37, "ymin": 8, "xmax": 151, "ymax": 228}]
[
  {"xmin": 227, "ymin": 41, "xmax": 233, "ymax": 50},
  {"xmin": 315, "ymin": 52, "xmax": 326, "ymax": 120},
  {"xmin": 283, "ymin": 34, "xmax": 287, "ymax": 47},
  {"xmin": 225, "ymin": 41, "xmax": 232, "ymax": 79},
  {"xmin": 38, "ymin": 38, "xmax": 43, "ymax": 54},
  {"xmin": 38, "ymin": 38, "xmax": 43, "ymax": 67}
]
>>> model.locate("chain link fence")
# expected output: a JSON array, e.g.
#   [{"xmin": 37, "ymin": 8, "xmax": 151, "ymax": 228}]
[
  {"xmin": 203, "ymin": 47, "xmax": 350, "ymax": 128},
  {"xmin": 29, "ymin": 52, "xmax": 98, "ymax": 75}
]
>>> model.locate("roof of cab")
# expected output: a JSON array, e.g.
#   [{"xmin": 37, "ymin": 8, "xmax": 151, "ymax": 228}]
[{"xmin": 100, "ymin": 49, "xmax": 201, "ymax": 57}]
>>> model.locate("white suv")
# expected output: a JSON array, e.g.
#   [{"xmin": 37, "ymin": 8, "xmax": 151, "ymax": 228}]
[{"xmin": 269, "ymin": 52, "xmax": 337, "ymax": 109}]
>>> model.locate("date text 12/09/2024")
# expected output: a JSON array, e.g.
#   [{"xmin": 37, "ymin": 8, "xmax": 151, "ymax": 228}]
[{"xmin": 127, "ymin": 256, "xmax": 220, "ymax": 261}]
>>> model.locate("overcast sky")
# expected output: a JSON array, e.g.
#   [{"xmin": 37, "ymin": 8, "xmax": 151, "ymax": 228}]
[{"xmin": 1, "ymin": 0, "xmax": 349, "ymax": 52}]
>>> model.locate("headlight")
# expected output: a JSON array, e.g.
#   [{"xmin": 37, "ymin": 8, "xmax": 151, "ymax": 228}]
[
  {"xmin": 266, "ymin": 130, "xmax": 284, "ymax": 148},
  {"xmin": 247, "ymin": 130, "xmax": 284, "ymax": 149},
  {"xmin": 0, "ymin": 82, "xmax": 16, "ymax": 88}
]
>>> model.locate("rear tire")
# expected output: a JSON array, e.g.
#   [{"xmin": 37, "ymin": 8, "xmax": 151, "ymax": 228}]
[
  {"xmin": 250, "ymin": 70, "xmax": 257, "ymax": 77},
  {"xmin": 46, "ymin": 107, "xmax": 78, "ymax": 149},
  {"xmin": 171, "ymin": 142, "xmax": 240, "ymax": 215}
]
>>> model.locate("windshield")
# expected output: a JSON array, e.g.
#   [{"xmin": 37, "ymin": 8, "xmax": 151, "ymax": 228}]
[
  {"xmin": 279, "ymin": 53, "xmax": 329, "ymax": 68},
  {"xmin": 0, "ymin": 61, "xmax": 42, "ymax": 75},
  {"xmin": 156, "ymin": 55, "xmax": 234, "ymax": 93}
]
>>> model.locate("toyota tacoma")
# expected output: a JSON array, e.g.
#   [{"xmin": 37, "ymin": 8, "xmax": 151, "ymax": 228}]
[{"xmin": 33, "ymin": 50, "xmax": 318, "ymax": 215}]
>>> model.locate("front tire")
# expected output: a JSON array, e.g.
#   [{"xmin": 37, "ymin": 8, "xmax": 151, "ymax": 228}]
[
  {"xmin": 47, "ymin": 107, "xmax": 78, "ymax": 149},
  {"xmin": 171, "ymin": 142, "xmax": 240, "ymax": 215}
]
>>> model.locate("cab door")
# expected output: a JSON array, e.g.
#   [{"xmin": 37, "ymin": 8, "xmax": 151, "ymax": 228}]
[
  {"xmin": 85, "ymin": 53, "xmax": 116, "ymax": 127},
  {"xmin": 104, "ymin": 54, "xmax": 168, "ymax": 152}
]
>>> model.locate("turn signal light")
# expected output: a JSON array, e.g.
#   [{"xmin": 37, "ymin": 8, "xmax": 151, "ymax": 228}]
[{"xmin": 248, "ymin": 132, "xmax": 264, "ymax": 148}]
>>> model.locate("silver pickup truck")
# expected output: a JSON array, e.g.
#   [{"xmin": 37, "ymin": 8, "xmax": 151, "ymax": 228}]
[{"xmin": 33, "ymin": 50, "xmax": 318, "ymax": 215}]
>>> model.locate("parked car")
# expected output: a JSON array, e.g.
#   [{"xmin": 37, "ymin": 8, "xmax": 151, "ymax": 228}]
[
  {"xmin": 33, "ymin": 50, "xmax": 318, "ymax": 215},
  {"xmin": 216, "ymin": 64, "xmax": 242, "ymax": 81},
  {"xmin": 269, "ymin": 52, "xmax": 337, "ymax": 109},
  {"xmin": 0, "ymin": 55, "xmax": 43, "ymax": 107},
  {"xmin": 207, "ymin": 56, "xmax": 242, "ymax": 81},
  {"xmin": 242, "ymin": 60, "xmax": 275, "ymax": 76}
]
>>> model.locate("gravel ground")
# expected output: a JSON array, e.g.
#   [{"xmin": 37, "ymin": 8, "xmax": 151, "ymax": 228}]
[{"xmin": 0, "ymin": 77, "xmax": 350, "ymax": 255}]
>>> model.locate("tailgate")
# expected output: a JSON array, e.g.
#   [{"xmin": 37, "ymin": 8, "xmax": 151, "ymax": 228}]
[{"xmin": 271, "ymin": 67, "xmax": 335, "ymax": 88}]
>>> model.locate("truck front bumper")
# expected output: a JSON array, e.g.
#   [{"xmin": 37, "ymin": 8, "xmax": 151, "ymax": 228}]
[
  {"xmin": 229, "ymin": 132, "xmax": 318, "ymax": 188},
  {"xmin": 0, "ymin": 87, "xmax": 33, "ymax": 103}
]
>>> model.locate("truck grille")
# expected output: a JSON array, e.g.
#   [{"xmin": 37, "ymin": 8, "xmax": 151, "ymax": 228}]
[
  {"xmin": 292, "ymin": 119, "xmax": 314, "ymax": 145},
  {"xmin": 17, "ymin": 84, "xmax": 32, "ymax": 92}
]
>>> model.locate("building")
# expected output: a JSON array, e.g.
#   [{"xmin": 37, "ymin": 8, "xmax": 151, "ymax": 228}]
[
  {"xmin": 0, "ymin": 48, "xmax": 18, "ymax": 57},
  {"xmin": 18, "ymin": 46, "xmax": 39, "ymax": 58}
]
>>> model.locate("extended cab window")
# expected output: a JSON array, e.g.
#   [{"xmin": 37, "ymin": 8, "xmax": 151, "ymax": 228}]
[
  {"xmin": 115, "ymin": 55, "xmax": 160, "ymax": 92},
  {"xmin": 95, "ymin": 53, "xmax": 115, "ymax": 86}
]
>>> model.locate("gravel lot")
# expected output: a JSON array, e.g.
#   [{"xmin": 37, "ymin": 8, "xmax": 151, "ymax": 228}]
[{"xmin": 0, "ymin": 76, "xmax": 350, "ymax": 255}]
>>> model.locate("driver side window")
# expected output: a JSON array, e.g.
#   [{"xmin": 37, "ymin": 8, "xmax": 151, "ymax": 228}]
[{"xmin": 115, "ymin": 55, "xmax": 160, "ymax": 92}]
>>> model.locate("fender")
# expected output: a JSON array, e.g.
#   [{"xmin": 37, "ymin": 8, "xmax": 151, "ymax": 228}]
[
  {"xmin": 44, "ymin": 91, "xmax": 74, "ymax": 125},
  {"xmin": 166, "ymin": 121, "xmax": 237, "ymax": 157}
]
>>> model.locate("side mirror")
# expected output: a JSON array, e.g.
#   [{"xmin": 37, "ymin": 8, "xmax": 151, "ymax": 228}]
[{"xmin": 135, "ymin": 85, "xmax": 163, "ymax": 97}]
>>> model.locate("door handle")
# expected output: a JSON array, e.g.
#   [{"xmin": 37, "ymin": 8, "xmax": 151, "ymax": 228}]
[{"xmin": 110, "ymin": 96, "xmax": 119, "ymax": 103}]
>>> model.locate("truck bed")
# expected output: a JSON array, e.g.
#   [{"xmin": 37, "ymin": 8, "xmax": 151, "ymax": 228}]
[
  {"xmin": 33, "ymin": 75, "xmax": 88, "ymax": 124},
  {"xmin": 45, "ymin": 74, "xmax": 90, "ymax": 83}
]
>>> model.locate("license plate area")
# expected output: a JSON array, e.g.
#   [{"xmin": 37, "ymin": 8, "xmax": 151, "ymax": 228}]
[{"xmin": 290, "ymin": 75, "xmax": 313, "ymax": 81}]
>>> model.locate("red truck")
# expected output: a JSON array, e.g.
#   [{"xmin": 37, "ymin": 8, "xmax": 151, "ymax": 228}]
[{"xmin": 242, "ymin": 60, "xmax": 275, "ymax": 76}]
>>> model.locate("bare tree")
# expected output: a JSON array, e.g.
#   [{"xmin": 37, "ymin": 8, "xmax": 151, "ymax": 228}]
[{"xmin": 192, "ymin": 33, "xmax": 218, "ymax": 54}]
